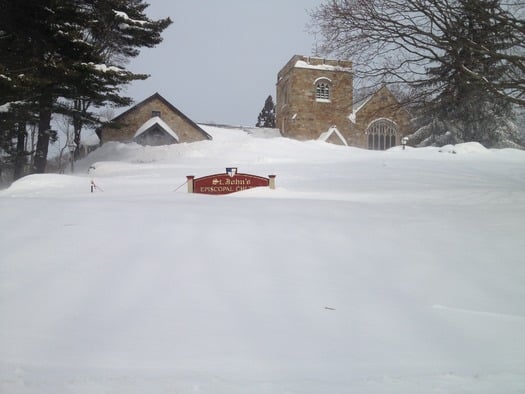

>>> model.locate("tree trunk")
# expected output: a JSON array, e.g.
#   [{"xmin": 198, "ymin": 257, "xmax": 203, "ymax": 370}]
[
  {"xmin": 73, "ymin": 98, "xmax": 90, "ymax": 160},
  {"xmin": 73, "ymin": 110, "xmax": 82, "ymax": 160},
  {"xmin": 13, "ymin": 122, "xmax": 27, "ymax": 180},
  {"xmin": 33, "ymin": 94, "xmax": 53, "ymax": 174}
]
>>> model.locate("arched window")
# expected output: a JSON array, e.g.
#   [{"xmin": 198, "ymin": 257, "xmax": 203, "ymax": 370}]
[
  {"xmin": 315, "ymin": 78, "xmax": 332, "ymax": 101},
  {"xmin": 366, "ymin": 119, "xmax": 398, "ymax": 150}
]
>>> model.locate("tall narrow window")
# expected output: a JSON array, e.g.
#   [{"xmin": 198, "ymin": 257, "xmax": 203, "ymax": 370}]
[
  {"xmin": 366, "ymin": 119, "xmax": 398, "ymax": 150},
  {"xmin": 315, "ymin": 78, "xmax": 332, "ymax": 101}
]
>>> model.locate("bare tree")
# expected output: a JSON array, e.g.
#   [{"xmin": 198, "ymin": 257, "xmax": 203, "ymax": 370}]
[
  {"xmin": 310, "ymin": 0, "xmax": 525, "ymax": 146},
  {"xmin": 310, "ymin": 0, "xmax": 525, "ymax": 105},
  {"xmin": 54, "ymin": 114, "xmax": 74, "ymax": 173}
]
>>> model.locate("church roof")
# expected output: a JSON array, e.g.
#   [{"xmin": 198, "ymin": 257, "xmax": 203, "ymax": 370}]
[
  {"xmin": 349, "ymin": 94, "xmax": 374, "ymax": 123},
  {"xmin": 134, "ymin": 116, "xmax": 179, "ymax": 141},
  {"xmin": 349, "ymin": 86, "xmax": 405, "ymax": 124},
  {"xmin": 318, "ymin": 126, "xmax": 348, "ymax": 146},
  {"xmin": 113, "ymin": 92, "xmax": 212, "ymax": 140}
]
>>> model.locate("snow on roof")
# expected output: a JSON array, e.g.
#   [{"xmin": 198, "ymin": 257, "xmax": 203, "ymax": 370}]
[
  {"xmin": 134, "ymin": 116, "xmax": 179, "ymax": 141},
  {"xmin": 113, "ymin": 93, "xmax": 212, "ymax": 141},
  {"xmin": 295, "ymin": 60, "xmax": 352, "ymax": 72},
  {"xmin": 318, "ymin": 126, "xmax": 348, "ymax": 146},
  {"xmin": 349, "ymin": 95, "xmax": 374, "ymax": 124},
  {"xmin": 353, "ymin": 94, "xmax": 374, "ymax": 113}
]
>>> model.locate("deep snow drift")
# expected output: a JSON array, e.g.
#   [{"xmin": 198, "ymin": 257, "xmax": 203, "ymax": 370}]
[{"xmin": 1, "ymin": 125, "xmax": 525, "ymax": 393}]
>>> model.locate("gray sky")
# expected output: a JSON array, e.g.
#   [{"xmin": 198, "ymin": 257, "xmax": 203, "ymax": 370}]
[{"xmin": 123, "ymin": 0, "xmax": 324, "ymax": 126}]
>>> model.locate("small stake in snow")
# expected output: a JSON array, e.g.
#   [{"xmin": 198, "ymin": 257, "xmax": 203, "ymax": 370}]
[{"xmin": 90, "ymin": 179, "xmax": 104, "ymax": 193}]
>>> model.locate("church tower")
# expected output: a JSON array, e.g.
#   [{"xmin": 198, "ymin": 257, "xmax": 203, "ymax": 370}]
[{"xmin": 276, "ymin": 55, "xmax": 353, "ymax": 143}]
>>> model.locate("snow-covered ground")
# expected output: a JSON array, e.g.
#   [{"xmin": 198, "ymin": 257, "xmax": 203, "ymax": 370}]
[{"xmin": 1, "ymin": 125, "xmax": 525, "ymax": 393}]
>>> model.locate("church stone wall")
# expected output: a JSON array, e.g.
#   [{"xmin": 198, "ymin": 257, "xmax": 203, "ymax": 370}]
[
  {"xmin": 102, "ymin": 95, "xmax": 208, "ymax": 144},
  {"xmin": 276, "ymin": 55, "xmax": 413, "ymax": 149},
  {"xmin": 276, "ymin": 55, "xmax": 353, "ymax": 141},
  {"xmin": 349, "ymin": 87, "xmax": 413, "ymax": 148}
]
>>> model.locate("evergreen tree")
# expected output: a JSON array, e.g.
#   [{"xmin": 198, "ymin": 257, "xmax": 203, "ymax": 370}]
[
  {"xmin": 311, "ymin": 0, "xmax": 525, "ymax": 147},
  {"xmin": 64, "ymin": 0, "xmax": 172, "ymax": 159},
  {"xmin": 256, "ymin": 95, "xmax": 276, "ymax": 128},
  {"xmin": 415, "ymin": 0, "xmax": 515, "ymax": 146},
  {"xmin": 0, "ymin": 103, "xmax": 36, "ymax": 180},
  {"xmin": 0, "ymin": 0, "xmax": 62, "ymax": 174},
  {"xmin": 0, "ymin": 0, "xmax": 172, "ymax": 174}
]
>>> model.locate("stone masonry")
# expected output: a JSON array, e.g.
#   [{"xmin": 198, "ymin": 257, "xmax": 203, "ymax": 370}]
[
  {"xmin": 349, "ymin": 86, "xmax": 413, "ymax": 148},
  {"xmin": 276, "ymin": 55, "xmax": 353, "ymax": 141},
  {"xmin": 276, "ymin": 55, "xmax": 412, "ymax": 149},
  {"xmin": 100, "ymin": 93, "xmax": 211, "ymax": 144}
]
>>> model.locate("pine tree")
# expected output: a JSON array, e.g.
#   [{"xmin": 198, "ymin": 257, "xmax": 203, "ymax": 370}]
[
  {"xmin": 0, "ymin": 0, "xmax": 172, "ymax": 174},
  {"xmin": 64, "ymin": 0, "xmax": 172, "ymax": 159},
  {"xmin": 416, "ymin": 0, "xmax": 515, "ymax": 146},
  {"xmin": 0, "ymin": 104, "xmax": 36, "ymax": 179},
  {"xmin": 256, "ymin": 95, "xmax": 276, "ymax": 128},
  {"xmin": 311, "ymin": 0, "xmax": 524, "ymax": 147}
]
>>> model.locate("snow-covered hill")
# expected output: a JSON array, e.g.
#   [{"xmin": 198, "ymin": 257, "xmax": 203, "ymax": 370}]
[{"xmin": 1, "ymin": 125, "xmax": 525, "ymax": 393}]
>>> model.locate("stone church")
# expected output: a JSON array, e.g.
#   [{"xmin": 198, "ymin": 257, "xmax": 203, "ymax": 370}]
[
  {"xmin": 276, "ymin": 55, "xmax": 412, "ymax": 149},
  {"xmin": 97, "ymin": 56, "xmax": 411, "ymax": 151},
  {"xmin": 97, "ymin": 92, "xmax": 212, "ymax": 146}
]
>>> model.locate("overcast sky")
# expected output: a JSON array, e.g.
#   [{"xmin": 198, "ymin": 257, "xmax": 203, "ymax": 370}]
[{"xmin": 123, "ymin": 0, "xmax": 324, "ymax": 126}]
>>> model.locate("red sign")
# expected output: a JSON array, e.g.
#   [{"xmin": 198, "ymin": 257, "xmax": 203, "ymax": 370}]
[{"xmin": 189, "ymin": 169, "xmax": 272, "ymax": 195}]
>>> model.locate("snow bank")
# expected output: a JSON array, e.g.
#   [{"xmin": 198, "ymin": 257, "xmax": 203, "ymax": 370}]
[
  {"xmin": 1, "ymin": 127, "xmax": 525, "ymax": 394},
  {"xmin": 439, "ymin": 142, "xmax": 489, "ymax": 154},
  {"xmin": 3, "ymin": 174, "xmax": 90, "ymax": 197}
]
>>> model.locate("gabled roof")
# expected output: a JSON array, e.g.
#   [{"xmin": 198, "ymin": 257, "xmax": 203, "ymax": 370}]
[
  {"xmin": 349, "ymin": 94, "xmax": 374, "ymax": 124},
  {"xmin": 134, "ymin": 116, "xmax": 179, "ymax": 141},
  {"xmin": 318, "ymin": 126, "xmax": 348, "ymax": 146},
  {"xmin": 349, "ymin": 85, "xmax": 409, "ymax": 124},
  {"xmin": 352, "ymin": 94, "xmax": 374, "ymax": 114},
  {"xmin": 113, "ymin": 92, "xmax": 212, "ymax": 140}
]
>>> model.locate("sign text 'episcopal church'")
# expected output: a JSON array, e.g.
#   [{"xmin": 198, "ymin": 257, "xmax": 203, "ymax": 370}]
[{"xmin": 187, "ymin": 168, "xmax": 276, "ymax": 195}]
